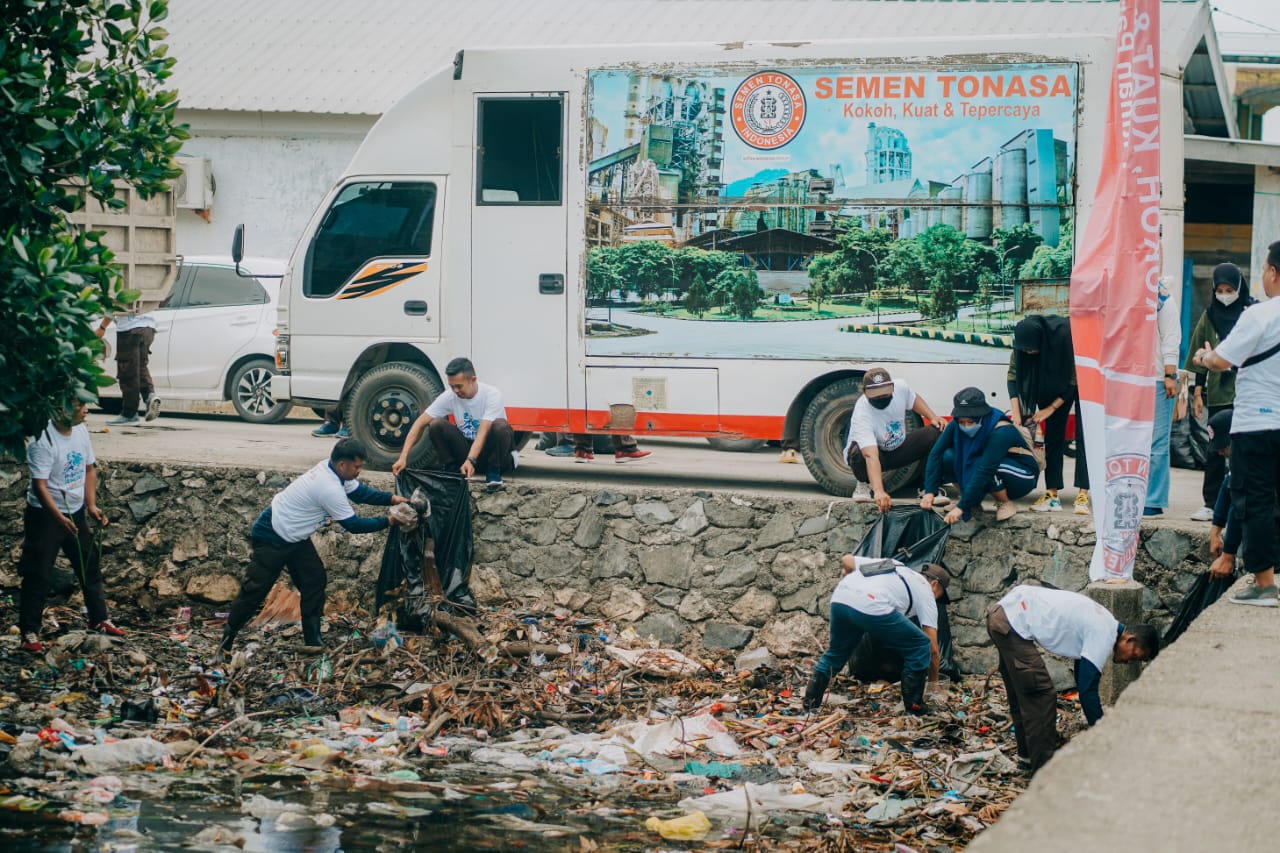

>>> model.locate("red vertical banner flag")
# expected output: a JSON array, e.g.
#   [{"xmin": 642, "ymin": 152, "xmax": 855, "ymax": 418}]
[{"xmin": 1070, "ymin": 0, "xmax": 1161, "ymax": 582}]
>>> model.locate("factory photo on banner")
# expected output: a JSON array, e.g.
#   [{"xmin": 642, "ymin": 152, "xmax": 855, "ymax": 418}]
[{"xmin": 584, "ymin": 63, "xmax": 1079, "ymax": 362}]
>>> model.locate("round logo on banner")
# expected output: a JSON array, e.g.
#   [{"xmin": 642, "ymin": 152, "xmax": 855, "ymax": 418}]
[{"xmin": 731, "ymin": 72, "xmax": 806, "ymax": 150}]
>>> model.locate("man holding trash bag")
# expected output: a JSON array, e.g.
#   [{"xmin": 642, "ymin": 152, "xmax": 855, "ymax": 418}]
[{"xmin": 803, "ymin": 556, "xmax": 951, "ymax": 715}]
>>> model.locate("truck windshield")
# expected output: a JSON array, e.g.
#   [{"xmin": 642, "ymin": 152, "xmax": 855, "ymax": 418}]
[{"xmin": 304, "ymin": 181, "xmax": 437, "ymax": 298}]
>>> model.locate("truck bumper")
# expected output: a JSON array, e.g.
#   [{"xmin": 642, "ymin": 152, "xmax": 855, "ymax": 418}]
[{"xmin": 271, "ymin": 374, "xmax": 291, "ymax": 401}]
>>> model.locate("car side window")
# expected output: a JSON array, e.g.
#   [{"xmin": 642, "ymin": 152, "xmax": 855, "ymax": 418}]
[{"xmin": 184, "ymin": 266, "xmax": 269, "ymax": 308}]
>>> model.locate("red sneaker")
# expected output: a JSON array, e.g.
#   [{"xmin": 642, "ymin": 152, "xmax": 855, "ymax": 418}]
[
  {"xmin": 21, "ymin": 633, "xmax": 43, "ymax": 653},
  {"xmin": 614, "ymin": 449, "xmax": 652, "ymax": 463},
  {"xmin": 573, "ymin": 448, "xmax": 594, "ymax": 463},
  {"xmin": 91, "ymin": 620, "xmax": 126, "ymax": 637}
]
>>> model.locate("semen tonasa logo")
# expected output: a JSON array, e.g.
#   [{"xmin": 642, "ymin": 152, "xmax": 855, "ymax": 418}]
[
  {"xmin": 336, "ymin": 261, "xmax": 428, "ymax": 300},
  {"xmin": 731, "ymin": 71, "xmax": 806, "ymax": 150}
]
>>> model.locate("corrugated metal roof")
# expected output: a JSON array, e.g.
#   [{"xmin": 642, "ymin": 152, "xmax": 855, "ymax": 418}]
[{"xmin": 166, "ymin": 0, "xmax": 1214, "ymax": 116}]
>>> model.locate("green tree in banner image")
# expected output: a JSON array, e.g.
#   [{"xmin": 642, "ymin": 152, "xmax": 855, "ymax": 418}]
[
  {"xmin": 684, "ymin": 274, "xmax": 710, "ymax": 318},
  {"xmin": 1020, "ymin": 219, "xmax": 1075, "ymax": 281},
  {"xmin": 714, "ymin": 269, "xmax": 763, "ymax": 320},
  {"xmin": 883, "ymin": 239, "xmax": 929, "ymax": 306},
  {"xmin": 586, "ymin": 246, "xmax": 622, "ymax": 302}
]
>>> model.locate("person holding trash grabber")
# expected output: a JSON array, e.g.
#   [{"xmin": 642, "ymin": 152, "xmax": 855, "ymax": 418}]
[
  {"xmin": 803, "ymin": 555, "xmax": 951, "ymax": 715},
  {"xmin": 17, "ymin": 400, "xmax": 123, "ymax": 653},
  {"xmin": 216, "ymin": 438, "xmax": 413, "ymax": 661}
]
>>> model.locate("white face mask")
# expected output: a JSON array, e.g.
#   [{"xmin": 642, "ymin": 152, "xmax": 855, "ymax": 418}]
[{"xmin": 1216, "ymin": 291, "xmax": 1239, "ymax": 307}]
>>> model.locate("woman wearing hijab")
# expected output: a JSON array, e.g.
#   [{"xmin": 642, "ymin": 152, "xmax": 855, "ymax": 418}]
[
  {"xmin": 1185, "ymin": 262, "xmax": 1254, "ymax": 521},
  {"xmin": 921, "ymin": 387, "xmax": 1040, "ymax": 523},
  {"xmin": 1007, "ymin": 315, "xmax": 1090, "ymax": 515}
]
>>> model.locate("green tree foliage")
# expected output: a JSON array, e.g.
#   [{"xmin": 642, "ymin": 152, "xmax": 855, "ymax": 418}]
[
  {"xmin": 683, "ymin": 273, "xmax": 710, "ymax": 318},
  {"xmin": 990, "ymin": 223, "xmax": 1043, "ymax": 273},
  {"xmin": 714, "ymin": 269, "xmax": 763, "ymax": 320},
  {"xmin": 882, "ymin": 239, "xmax": 928, "ymax": 305},
  {"xmin": 1019, "ymin": 220, "xmax": 1075, "ymax": 280},
  {"xmin": 589, "ymin": 243, "xmax": 740, "ymax": 303},
  {"xmin": 864, "ymin": 286, "xmax": 885, "ymax": 322},
  {"xmin": 1, "ymin": 0, "xmax": 186, "ymax": 456},
  {"xmin": 585, "ymin": 247, "xmax": 622, "ymax": 302}
]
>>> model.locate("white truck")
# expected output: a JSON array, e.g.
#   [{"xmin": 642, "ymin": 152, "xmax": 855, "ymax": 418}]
[{"xmin": 250, "ymin": 36, "xmax": 1114, "ymax": 495}]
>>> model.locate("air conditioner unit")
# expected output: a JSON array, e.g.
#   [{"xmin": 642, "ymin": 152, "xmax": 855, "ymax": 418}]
[{"xmin": 174, "ymin": 156, "xmax": 214, "ymax": 209}]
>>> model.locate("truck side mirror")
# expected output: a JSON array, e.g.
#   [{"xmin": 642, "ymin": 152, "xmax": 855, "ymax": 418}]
[{"xmin": 231, "ymin": 223, "xmax": 245, "ymax": 266}]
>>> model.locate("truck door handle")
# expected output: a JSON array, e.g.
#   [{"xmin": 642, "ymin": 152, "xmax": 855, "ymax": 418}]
[
  {"xmin": 403, "ymin": 300, "xmax": 429, "ymax": 316},
  {"xmin": 539, "ymin": 273, "xmax": 564, "ymax": 295}
]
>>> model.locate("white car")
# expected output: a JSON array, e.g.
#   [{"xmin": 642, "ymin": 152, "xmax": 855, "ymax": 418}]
[{"xmin": 99, "ymin": 256, "xmax": 292, "ymax": 423}]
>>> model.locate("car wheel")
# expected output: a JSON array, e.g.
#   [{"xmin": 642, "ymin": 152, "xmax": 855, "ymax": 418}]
[
  {"xmin": 230, "ymin": 358, "xmax": 292, "ymax": 424},
  {"xmin": 706, "ymin": 437, "xmax": 768, "ymax": 453},
  {"xmin": 345, "ymin": 362, "xmax": 444, "ymax": 471},
  {"xmin": 799, "ymin": 377, "xmax": 924, "ymax": 497}
]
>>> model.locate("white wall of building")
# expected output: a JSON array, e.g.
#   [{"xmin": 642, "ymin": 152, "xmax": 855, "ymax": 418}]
[{"xmin": 174, "ymin": 111, "xmax": 374, "ymax": 260}]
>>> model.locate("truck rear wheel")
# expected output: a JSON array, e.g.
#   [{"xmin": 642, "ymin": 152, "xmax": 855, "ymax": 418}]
[
  {"xmin": 345, "ymin": 362, "xmax": 443, "ymax": 471},
  {"xmin": 799, "ymin": 377, "xmax": 924, "ymax": 497}
]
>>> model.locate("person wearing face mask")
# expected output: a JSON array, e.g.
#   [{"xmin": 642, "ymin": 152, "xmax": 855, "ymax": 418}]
[
  {"xmin": 1007, "ymin": 315, "xmax": 1090, "ymax": 515},
  {"xmin": 1184, "ymin": 262, "xmax": 1254, "ymax": 522},
  {"xmin": 921, "ymin": 387, "xmax": 1040, "ymax": 523},
  {"xmin": 844, "ymin": 367, "xmax": 945, "ymax": 511}
]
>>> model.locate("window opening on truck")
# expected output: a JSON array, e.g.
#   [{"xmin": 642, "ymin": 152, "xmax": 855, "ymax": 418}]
[
  {"xmin": 303, "ymin": 181, "xmax": 437, "ymax": 298},
  {"xmin": 476, "ymin": 97, "xmax": 563, "ymax": 205}
]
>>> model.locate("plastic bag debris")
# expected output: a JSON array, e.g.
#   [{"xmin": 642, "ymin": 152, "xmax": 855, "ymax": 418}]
[
  {"xmin": 74, "ymin": 737, "xmax": 170, "ymax": 774},
  {"xmin": 684, "ymin": 760, "xmax": 742, "ymax": 778},
  {"xmin": 645, "ymin": 810, "xmax": 712, "ymax": 841},
  {"xmin": 677, "ymin": 782, "xmax": 827, "ymax": 825},
  {"xmin": 605, "ymin": 646, "xmax": 703, "ymax": 677},
  {"xmin": 389, "ymin": 501, "xmax": 421, "ymax": 532},
  {"xmin": 616, "ymin": 715, "xmax": 741, "ymax": 758},
  {"xmin": 866, "ymin": 797, "xmax": 921, "ymax": 822}
]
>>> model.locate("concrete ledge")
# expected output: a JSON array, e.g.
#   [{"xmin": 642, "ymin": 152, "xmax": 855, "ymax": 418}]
[{"xmin": 968, "ymin": 576, "xmax": 1280, "ymax": 853}]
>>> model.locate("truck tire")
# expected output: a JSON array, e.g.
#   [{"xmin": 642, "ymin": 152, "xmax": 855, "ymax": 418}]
[
  {"xmin": 798, "ymin": 377, "xmax": 924, "ymax": 497},
  {"xmin": 706, "ymin": 437, "xmax": 768, "ymax": 453},
  {"xmin": 229, "ymin": 358, "xmax": 291, "ymax": 424},
  {"xmin": 345, "ymin": 362, "xmax": 443, "ymax": 471}
]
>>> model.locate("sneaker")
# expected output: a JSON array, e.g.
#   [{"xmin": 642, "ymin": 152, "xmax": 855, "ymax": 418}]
[
  {"xmin": 311, "ymin": 422, "xmax": 340, "ymax": 437},
  {"xmin": 1031, "ymin": 492, "xmax": 1061, "ymax": 513},
  {"xmin": 995, "ymin": 501, "xmax": 1018, "ymax": 521},
  {"xmin": 1142, "ymin": 507, "xmax": 1163, "ymax": 517},
  {"xmin": 545, "ymin": 444, "xmax": 575, "ymax": 457},
  {"xmin": 485, "ymin": 468, "xmax": 504, "ymax": 491},
  {"xmin": 615, "ymin": 448, "xmax": 651, "ymax": 463},
  {"xmin": 1228, "ymin": 583, "xmax": 1279, "ymax": 607},
  {"xmin": 851, "ymin": 482, "xmax": 873, "ymax": 502},
  {"xmin": 778, "ymin": 448, "xmax": 800, "ymax": 464},
  {"xmin": 336, "ymin": 426, "xmax": 350, "ymax": 438},
  {"xmin": 1189, "ymin": 505, "xmax": 1215, "ymax": 522},
  {"xmin": 144, "ymin": 395, "xmax": 162, "ymax": 422},
  {"xmin": 107, "ymin": 415, "xmax": 140, "ymax": 426},
  {"xmin": 574, "ymin": 448, "xmax": 594, "ymax": 463},
  {"xmin": 21, "ymin": 633, "xmax": 42, "ymax": 653},
  {"xmin": 1074, "ymin": 491, "xmax": 1092, "ymax": 516},
  {"xmin": 91, "ymin": 620, "xmax": 126, "ymax": 637}
]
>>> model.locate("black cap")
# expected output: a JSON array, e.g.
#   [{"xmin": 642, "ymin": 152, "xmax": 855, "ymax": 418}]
[
  {"xmin": 1208, "ymin": 409, "xmax": 1233, "ymax": 452},
  {"xmin": 952, "ymin": 387, "xmax": 992, "ymax": 419},
  {"xmin": 1212, "ymin": 263, "xmax": 1243, "ymax": 288}
]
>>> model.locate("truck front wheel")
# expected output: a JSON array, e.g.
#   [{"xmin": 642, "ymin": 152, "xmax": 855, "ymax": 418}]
[
  {"xmin": 345, "ymin": 362, "xmax": 443, "ymax": 471},
  {"xmin": 798, "ymin": 377, "xmax": 924, "ymax": 497}
]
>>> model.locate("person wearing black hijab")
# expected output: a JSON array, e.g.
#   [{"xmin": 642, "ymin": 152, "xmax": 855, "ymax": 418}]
[
  {"xmin": 1007, "ymin": 315, "xmax": 1090, "ymax": 514},
  {"xmin": 1185, "ymin": 262, "xmax": 1255, "ymax": 520}
]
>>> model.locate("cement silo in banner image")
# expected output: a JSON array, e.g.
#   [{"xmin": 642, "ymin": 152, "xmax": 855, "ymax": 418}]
[{"xmin": 584, "ymin": 64, "xmax": 1079, "ymax": 362}]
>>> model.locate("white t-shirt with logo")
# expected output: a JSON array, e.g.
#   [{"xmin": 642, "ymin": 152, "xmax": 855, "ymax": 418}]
[
  {"xmin": 269, "ymin": 460, "xmax": 360, "ymax": 543},
  {"xmin": 26, "ymin": 423, "xmax": 96, "ymax": 514},
  {"xmin": 844, "ymin": 380, "xmax": 916, "ymax": 458},
  {"xmin": 829, "ymin": 556, "xmax": 938, "ymax": 629},
  {"xmin": 1216, "ymin": 295, "xmax": 1280, "ymax": 433},
  {"xmin": 426, "ymin": 382, "xmax": 506, "ymax": 440},
  {"xmin": 997, "ymin": 585, "xmax": 1118, "ymax": 672}
]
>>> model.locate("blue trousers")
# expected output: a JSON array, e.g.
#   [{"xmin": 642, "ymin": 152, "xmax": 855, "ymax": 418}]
[
  {"xmin": 1145, "ymin": 384, "xmax": 1176, "ymax": 509},
  {"xmin": 815, "ymin": 603, "xmax": 931, "ymax": 678},
  {"xmin": 940, "ymin": 448, "xmax": 1039, "ymax": 501}
]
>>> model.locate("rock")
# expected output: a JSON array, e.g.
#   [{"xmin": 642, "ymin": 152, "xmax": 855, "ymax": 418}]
[
  {"xmin": 734, "ymin": 646, "xmax": 776, "ymax": 671},
  {"xmin": 677, "ymin": 590, "xmax": 719, "ymax": 621},
  {"xmin": 127, "ymin": 496, "xmax": 160, "ymax": 522},
  {"xmin": 533, "ymin": 546, "xmax": 579, "ymax": 581},
  {"xmin": 951, "ymin": 595, "xmax": 992, "ymax": 622},
  {"xmin": 471, "ymin": 566, "xmax": 505, "ymax": 602},
  {"xmin": 948, "ymin": 519, "xmax": 981, "ymax": 542},
  {"xmin": 640, "ymin": 530, "xmax": 677, "ymax": 547},
  {"xmin": 171, "ymin": 530, "xmax": 209, "ymax": 563},
  {"xmin": 1077, "ymin": 528, "xmax": 1097, "ymax": 546},
  {"xmin": 951, "ymin": 625, "xmax": 992, "ymax": 647},
  {"xmin": 592, "ymin": 542, "xmax": 636, "ymax": 580},
  {"xmin": 825, "ymin": 525, "xmax": 863, "ymax": 554},
  {"xmin": 54, "ymin": 632, "xmax": 115, "ymax": 654},
  {"xmin": 553, "ymin": 587, "xmax": 590, "ymax": 611},
  {"xmin": 673, "ymin": 501, "xmax": 710, "ymax": 537},
  {"xmin": 779, "ymin": 586, "xmax": 820, "ymax": 614},
  {"xmin": 572, "ymin": 510, "xmax": 606, "ymax": 549},
  {"xmin": 133, "ymin": 526, "xmax": 163, "ymax": 552},
  {"xmin": 594, "ymin": 490, "xmax": 627, "ymax": 506},
  {"xmin": 1017, "ymin": 529, "xmax": 1056, "ymax": 556},
  {"xmin": 730, "ymin": 588, "xmax": 778, "ymax": 627},
  {"xmin": 181, "ymin": 478, "xmax": 208, "ymax": 489},
  {"xmin": 754, "ymin": 515, "xmax": 796, "ymax": 549},
  {"xmin": 264, "ymin": 473, "xmax": 289, "ymax": 488},
  {"xmin": 600, "ymin": 587, "xmax": 647, "ymax": 622},
  {"xmin": 634, "ymin": 612, "xmax": 687, "ymax": 646},
  {"xmin": 797, "ymin": 515, "xmax": 834, "ymax": 537},
  {"xmin": 1046, "ymin": 524, "xmax": 1061, "ymax": 541},
  {"xmin": 634, "ymin": 501, "xmax": 675, "ymax": 525},
  {"xmin": 758, "ymin": 612, "xmax": 822, "ymax": 657},
  {"xmin": 638, "ymin": 544, "xmax": 696, "ymax": 588},
  {"xmin": 713, "ymin": 555, "xmax": 759, "ymax": 589},
  {"xmin": 553, "ymin": 493, "xmax": 588, "ymax": 519},
  {"xmin": 1039, "ymin": 549, "xmax": 1090, "ymax": 591},
  {"xmin": 477, "ymin": 522, "xmax": 512, "ymax": 543},
  {"xmin": 526, "ymin": 519, "xmax": 559, "ymax": 546},
  {"xmin": 610, "ymin": 519, "xmax": 641, "ymax": 543},
  {"xmin": 476, "ymin": 491, "xmax": 518, "ymax": 516},
  {"xmin": 1145, "ymin": 528, "xmax": 1194, "ymax": 570},
  {"xmin": 963, "ymin": 556, "xmax": 1016, "ymax": 594},
  {"xmin": 185, "ymin": 573, "xmax": 241, "ymax": 603},
  {"xmin": 704, "ymin": 502, "xmax": 755, "ymax": 528},
  {"xmin": 703, "ymin": 621, "xmax": 754, "ymax": 650},
  {"xmin": 769, "ymin": 549, "xmax": 825, "ymax": 596},
  {"xmin": 1141, "ymin": 585, "xmax": 1165, "ymax": 612},
  {"xmin": 704, "ymin": 533, "xmax": 749, "ymax": 557},
  {"xmin": 653, "ymin": 588, "xmax": 684, "ymax": 609},
  {"xmin": 131, "ymin": 474, "xmax": 169, "ymax": 496},
  {"xmin": 955, "ymin": 646, "xmax": 999, "ymax": 674},
  {"xmin": 1172, "ymin": 571, "xmax": 1199, "ymax": 594}
]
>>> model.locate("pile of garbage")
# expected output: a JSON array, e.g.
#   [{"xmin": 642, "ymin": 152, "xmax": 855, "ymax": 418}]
[{"xmin": 0, "ymin": 597, "xmax": 1046, "ymax": 851}]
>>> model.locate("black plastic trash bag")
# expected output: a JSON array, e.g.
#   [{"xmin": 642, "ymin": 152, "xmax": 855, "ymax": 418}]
[
  {"xmin": 850, "ymin": 507, "xmax": 962, "ymax": 682},
  {"xmin": 1163, "ymin": 572, "xmax": 1235, "ymax": 645},
  {"xmin": 1170, "ymin": 408, "xmax": 1209, "ymax": 470},
  {"xmin": 376, "ymin": 469, "xmax": 477, "ymax": 630}
]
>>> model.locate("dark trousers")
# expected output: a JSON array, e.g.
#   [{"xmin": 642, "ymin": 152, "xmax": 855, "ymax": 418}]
[
  {"xmin": 571, "ymin": 433, "xmax": 637, "ymax": 452},
  {"xmin": 1038, "ymin": 396, "xmax": 1089, "ymax": 492},
  {"xmin": 116, "ymin": 328, "xmax": 156, "ymax": 417},
  {"xmin": 429, "ymin": 418, "xmax": 514, "ymax": 472},
  {"xmin": 1202, "ymin": 405, "xmax": 1231, "ymax": 507},
  {"xmin": 847, "ymin": 426, "xmax": 939, "ymax": 483},
  {"xmin": 814, "ymin": 603, "xmax": 931, "ymax": 679},
  {"xmin": 1230, "ymin": 429, "xmax": 1280, "ymax": 576},
  {"xmin": 17, "ymin": 506, "xmax": 109, "ymax": 634},
  {"xmin": 938, "ymin": 448, "xmax": 1039, "ymax": 502},
  {"xmin": 224, "ymin": 537, "xmax": 327, "ymax": 640},
  {"xmin": 987, "ymin": 604, "xmax": 1059, "ymax": 771}
]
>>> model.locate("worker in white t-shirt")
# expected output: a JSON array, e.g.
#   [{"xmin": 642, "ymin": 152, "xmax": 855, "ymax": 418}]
[
  {"xmin": 803, "ymin": 555, "xmax": 951, "ymax": 715},
  {"xmin": 1196, "ymin": 238, "xmax": 1280, "ymax": 606},
  {"xmin": 844, "ymin": 367, "xmax": 945, "ymax": 511},
  {"xmin": 394, "ymin": 357, "xmax": 516, "ymax": 491},
  {"xmin": 18, "ymin": 400, "xmax": 124, "ymax": 653},
  {"xmin": 987, "ymin": 585, "xmax": 1159, "ymax": 772},
  {"xmin": 96, "ymin": 312, "xmax": 162, "ymax": 425}
]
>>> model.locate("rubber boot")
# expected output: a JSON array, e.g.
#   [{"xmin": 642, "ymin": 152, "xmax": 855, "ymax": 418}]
[
  {"xmin": 803, "ymin": 670, "xmax": 830, "ymax": 713},
  {"xmin": 901, "ymin": 669, "xmax": 929, "ymax": 715},
  {"xmin": 300, "ymin": 616, "xmax": 324, "ymax": 653},
  {"xmin": 212, "ymin": 624, "xmax": 236, "ymax": 665}
]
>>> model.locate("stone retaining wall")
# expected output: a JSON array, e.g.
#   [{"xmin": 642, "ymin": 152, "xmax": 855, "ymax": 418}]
[{"xmin": 0, "ymin": 461, "xmax": 1212, "ymax": 672}]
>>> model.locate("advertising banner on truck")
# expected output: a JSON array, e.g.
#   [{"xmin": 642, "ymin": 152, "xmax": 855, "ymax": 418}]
[{"xmin": 585, "ymin": 62, "xmax": 1079, "ymax": 363}]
